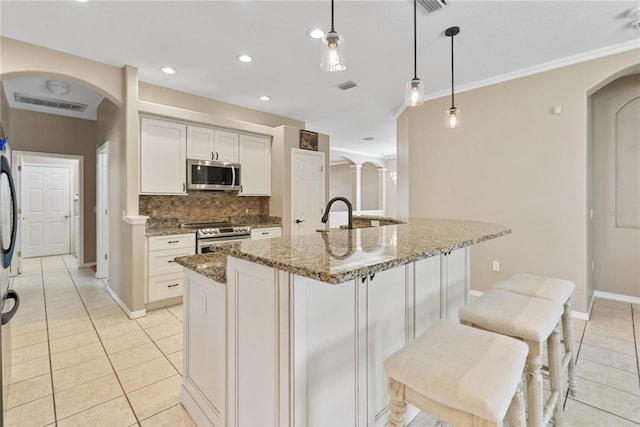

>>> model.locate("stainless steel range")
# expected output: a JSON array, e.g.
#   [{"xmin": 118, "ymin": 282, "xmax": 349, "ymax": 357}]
[{"xmin": 181, "ymin": 222, "xmax": 251, "ymax": 254}]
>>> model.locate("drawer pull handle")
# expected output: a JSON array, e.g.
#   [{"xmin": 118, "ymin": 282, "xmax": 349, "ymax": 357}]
[
  {"xmin": 262, "ymin": 232, "xmax": 269, "ymax": 235},
  {"xmin": 168, "ymin": 240, "xmax": 179, "ymax": 244},
  {"xmin": 168, "ymin": 260, "xmax": 176, "ymax": 263},
  {"xmin": 168, "ymin": 283, "xmax": 179, "ymax": 288}
]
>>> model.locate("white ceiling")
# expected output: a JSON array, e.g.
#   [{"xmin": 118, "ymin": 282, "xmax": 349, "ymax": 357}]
[{"xmin": 1, "ymin": 1, "xmax": 639, "ymax": 158}]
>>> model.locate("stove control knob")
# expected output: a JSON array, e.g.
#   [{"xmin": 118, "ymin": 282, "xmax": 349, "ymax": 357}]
[{"xmin": 212, "ymin": 229, "xmax": 220, "ymax": 235}]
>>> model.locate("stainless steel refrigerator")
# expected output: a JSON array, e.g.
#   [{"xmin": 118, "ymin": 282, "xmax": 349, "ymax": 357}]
[{"xmin": 0, "ymin": 140, "xmax": 18, "ymax": 427}]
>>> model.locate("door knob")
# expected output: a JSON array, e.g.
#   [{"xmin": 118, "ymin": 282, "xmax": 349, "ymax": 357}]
[
  {"xmin": 295, "ymin": 219, "xmax": 305, "ymax": 224},
  {"xmin": 64, "ymin": 215, "xmax": 70, "ymax": 220}
]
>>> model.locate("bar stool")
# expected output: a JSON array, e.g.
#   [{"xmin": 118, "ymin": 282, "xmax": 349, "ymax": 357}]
[
  {"xmin": 458, "ymin": 289, "xmax": 564, "ymax": 427},
  {"xmin": 492, "ymin": 273, "xmax": 577, "ymax": 396},
  {"xmin": 384, "ymin": 320, "xmax": 528, "ymax": 427}
]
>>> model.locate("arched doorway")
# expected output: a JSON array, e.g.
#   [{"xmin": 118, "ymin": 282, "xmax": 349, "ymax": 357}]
[{"xmin": 590, "ymin": 73, "xmax": 640, "ymax": 299}]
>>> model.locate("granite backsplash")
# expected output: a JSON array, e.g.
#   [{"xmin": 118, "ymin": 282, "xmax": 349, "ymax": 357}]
[{"xmin": 140, "ymin": 194, "xmax": 270, "ymax": 224}]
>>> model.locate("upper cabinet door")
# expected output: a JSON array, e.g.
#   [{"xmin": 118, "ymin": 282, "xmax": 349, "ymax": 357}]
[
  {"xmin": 140, "ymin": 118, "xmax": 187, "ymax": 194},
  {"xmin": 187, "ymin": 126, "xmax": 216, "ymax": 161},
  {"xmin": 214, "ymin": 130, "xmax": 239, "ymax": 163},
  {"xmin": 239, "ymin": 134, "xmax": 271, "ymax": 196}
]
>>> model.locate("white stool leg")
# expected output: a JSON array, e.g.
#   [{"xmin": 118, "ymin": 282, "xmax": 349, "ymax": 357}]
[
  {"xmin": 548, "ymin": 325, "xmax": 564, "ymax": 426},
  {"xmin": 562, "ymin": 298, "xmax": 577, "ymax": 396},
  {"xmin": 525, "ymin": 341, "xmax": 544, "ymax": 427},
  {"xmin": 388, "ymin": 378, "xmax": 407, "ymax": 427},
  {"xmin": 508, "ymin": 380, "xmax": 526, "ymax": 427}
]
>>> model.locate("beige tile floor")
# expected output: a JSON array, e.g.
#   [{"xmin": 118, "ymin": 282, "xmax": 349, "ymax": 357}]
[
  {"xmin": 5, "ymin": 255, "xmax": 640, "ymax": 426},
  {"xmin": 5, "ymin": 255, "xmax": 194, "ymax": 427}
]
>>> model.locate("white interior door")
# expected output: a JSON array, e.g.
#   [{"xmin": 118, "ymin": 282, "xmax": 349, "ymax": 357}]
[
  {"xmin": 291, "ymin": 149, "xmax": 325, "ymax": 235},
  {"xmin": 96, "ymin": 146, "xmax": 109, "ymax": 279},
  {"xmin": 22, "ymin": 164, "xmax": 71, "ymax": 257}
]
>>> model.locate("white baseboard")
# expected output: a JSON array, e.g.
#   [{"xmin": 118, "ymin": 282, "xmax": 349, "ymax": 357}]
[
  {"xmin": 469, "ymin": 289, "xmax": 592, "ymax": 321},
  {"xmin": 593, "ymin": 290, "xmax": 640, "ymax": 305},
  {"xmin": 106, "ymin": 285, "xmax": 146, "ymax": 319}
]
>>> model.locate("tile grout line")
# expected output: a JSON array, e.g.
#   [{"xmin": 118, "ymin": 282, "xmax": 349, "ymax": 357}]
[
  {"xmin": 39, "ymin": 258, "xmax": 60, "ymax": 427},
  {"xmin": 59, "ymin": 255, "xmax": 143, "ymax": 427}
]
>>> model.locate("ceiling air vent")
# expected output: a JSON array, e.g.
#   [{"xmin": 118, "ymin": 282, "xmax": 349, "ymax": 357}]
[
  {"xmin": 14, "ymin": 92, "xmax": 88, "ymax": 112},
  {"xmin": 417, "ymin": 0, "xmax": 450, "ymax": 14},
  {"xmin": 338, "ymin": 81, "xmax": 357, "ymax": 91}
]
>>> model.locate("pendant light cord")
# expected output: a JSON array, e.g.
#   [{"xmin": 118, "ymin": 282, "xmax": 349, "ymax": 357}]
[
  {"xmin": 331, "ymin": 0, "xmax": 335, "ymax": 32},
  {"xmin": 450, "ymin": 31, "xmax": 455, "ymax": 108},
  {"xmin": 413, "ymin": 0, "xmax": 417, "ymax": 80}
]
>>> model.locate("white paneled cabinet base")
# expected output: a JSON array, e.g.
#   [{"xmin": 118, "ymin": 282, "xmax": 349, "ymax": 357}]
[
  {"xmin": 181, "ymin": 248, "xmax": 469, "ymax": 426},
  {"xmin": 147, "ymin": 234, "xmax": 195, "ymax": 303},
  {"xmin": 141, "ymin": 116, "xmax": 271, "ymax": 196}
]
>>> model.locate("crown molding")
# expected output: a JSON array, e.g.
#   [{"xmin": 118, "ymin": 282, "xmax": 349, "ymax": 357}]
[{"xmin": 394, "ymin": 40, "xmax": 640, "ymax": 119}]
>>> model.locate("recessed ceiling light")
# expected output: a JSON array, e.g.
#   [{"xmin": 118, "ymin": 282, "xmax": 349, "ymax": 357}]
[
  {"xmin": 161, "ymin": 67, "xmax": 176, "ymax": 74},
  {"xmin": 259, "ymin": 96, "xmax": 270, "ymax": 101},
  {"xmin": 46, "ymin": 80, "xmax": 71, "ymax": 95},
  {"xmin": 237, "ymin": 54, "xmax": 252, "ymax": 63},
  {"xmin": 308, "ymin": 29, "xmax": 324, "ymax": 39},
  {"xmin": 76, "ymin": 0, "xmax": 88, "ymax": 2}
]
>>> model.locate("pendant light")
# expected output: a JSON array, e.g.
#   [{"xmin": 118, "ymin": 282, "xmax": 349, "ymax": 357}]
[
  {"xmin": 445, "ymin": 26, "xmax": 460, "ymax": 128},
  {"xmin": 405, "ymin": 0, "xmax": 424, "ymax": 106},
  {"xmin": 321, "ymin": 0, "xmax": 346, "ymax": 72}
]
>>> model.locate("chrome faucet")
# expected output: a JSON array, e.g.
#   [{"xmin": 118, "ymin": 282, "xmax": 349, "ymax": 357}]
[{"xmin": 321, "ymin": 197, "xmax": 353, "ymax": 229}]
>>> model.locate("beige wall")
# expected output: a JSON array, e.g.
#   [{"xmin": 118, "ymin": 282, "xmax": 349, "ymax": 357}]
[
  {"xmin": 139, "ymin": 82, "xmax": 305, "ymax": 130},
  {"xmin": 361, "ymin": 162, "xmax": 379, "ymax": 210},
  {"xmin": 1, "ymin": 37, "xmax": 123, "ymax": 107},
  {"xmin": 592, "ymin": 74, "xmax": 640, "ymax": 297},
  {"xmin": 271, "ymin": 126, "xmax": 330, "ymax": 236},
  {"xmin": 398, "ymin": 49, "xmax": 640, "ymax": 313},
  {"xmin": 330, "ymin": 163, "xmax": 352, "ymax": 211},
  {"xmin": 7, "ymin": 109, "xmax": 97, "ymax": 263},
  {"xmin": 385, "ymin": 157, "xmax": 398, "ymax": 218}
]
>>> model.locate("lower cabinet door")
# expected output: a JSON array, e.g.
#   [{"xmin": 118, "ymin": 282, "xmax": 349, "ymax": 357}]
[
  {"xmin": 148, "ymin": 273, "xmax": 183, "ymax": 302},
  {"xmin": 183, "ymin": 273, "xmax": 226, "ymax": 425}
]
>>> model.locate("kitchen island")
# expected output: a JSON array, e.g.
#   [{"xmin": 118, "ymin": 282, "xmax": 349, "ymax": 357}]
[{"xmin": 175, "ymin": 219, "xmax": 510, "ymax": 427}]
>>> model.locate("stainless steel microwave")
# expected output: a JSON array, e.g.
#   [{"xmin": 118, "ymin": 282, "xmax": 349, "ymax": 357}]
[{"xmin": 187, "ymin": 159, "xmax": 241, "ymax": 191}]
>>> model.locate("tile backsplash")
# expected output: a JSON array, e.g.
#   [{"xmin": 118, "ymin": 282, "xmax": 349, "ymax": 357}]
[{"xmin": 139, "ymin": 193, "xmax": 269, "ymax": 223}]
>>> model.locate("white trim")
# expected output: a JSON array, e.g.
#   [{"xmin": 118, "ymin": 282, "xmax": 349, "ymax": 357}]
[
  {"xmin": 394, "ymin": 40, "xmax": 640, "ymax": 119},
  {"xmin": 123, "ymin": 215, "xmax": 148, "ymax": 225},
  {"xmin": 106, "ymin": 285, "xmax": 146, "ymax": 319},
  {"xmin": 593, "ymin": 290, "xmax": 640, "ymax": 305},
  {"xmin": 469, "ymin": 289, "xmax": 484, "ymax": 298}
]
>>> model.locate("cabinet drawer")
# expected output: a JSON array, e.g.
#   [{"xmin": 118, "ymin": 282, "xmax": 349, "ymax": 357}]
[
  {"xmin": 149, "ymin": 234, "xmax": 195, "ymax": 251},
  {"xmin": 250, "ymin": 227, "xmax": 282, "ymax": 240},
  {"xmin": 149, "ymin": 273, "xmax": 183, "ymax": 302},
  {"xmin": 149, "ymin": 247, "xmax": 193, "ymax": 276}
]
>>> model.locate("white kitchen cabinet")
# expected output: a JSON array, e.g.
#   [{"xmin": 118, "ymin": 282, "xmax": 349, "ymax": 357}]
[
  {"xmin": 250, "ymin": 226, "xmax": 281, "ymax": 240},
  {"xmin": 442, "ymin": 247, "xmax": 469, "ymax": 320},
  {"xmin": 140, "ymin": 118, "xmax": 187, "ymax": 194},
  {"xmin": 183, "ymin": 251, "xmax": 469, "ymax": 426},
  {"xmin": 238, "ymin": 134, "xmax": 271, "ymax": 196},
  {"xmin": 147, "ymin": 233, "xmax": 195, "ymax": 303},
  {"xmin": 364, "ymin": 266, "xmax": 409, "ymax": 426},
  {"xmin": 186, "ymin": 126, "xmax": 239, "ymax": 163},
  {"xmin": 182, "ymin": 269, "xmax": 226, "ymax": 426}
]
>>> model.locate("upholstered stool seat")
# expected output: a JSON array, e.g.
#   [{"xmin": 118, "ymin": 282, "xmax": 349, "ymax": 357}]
[
  {"xmin": 492, "ymin": 273, "xmax": 577, "ymax": 395},
  {"xmin": 384, "ymin": 320, "xmax": 528, "ymax": 427},
  {"xmin": 458, "ymin": 289, "xmax": 564, "ymax": 427}
]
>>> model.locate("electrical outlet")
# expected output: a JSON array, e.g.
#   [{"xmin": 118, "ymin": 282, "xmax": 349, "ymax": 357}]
[{"xmin": 492, "ymin": 260, "xmax": 500, "ymax": 271}]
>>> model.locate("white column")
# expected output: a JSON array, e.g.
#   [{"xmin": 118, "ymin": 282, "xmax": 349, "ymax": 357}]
[
  {"xmin": 378, "ymin": 167, "xmax": 387, "ymax": 215},
  {"xmin": 350, "ymin": 164, "xmax": 362, "ymax": 214}
]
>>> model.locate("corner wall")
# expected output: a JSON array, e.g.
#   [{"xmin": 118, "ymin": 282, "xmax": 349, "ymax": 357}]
[{"xmin": 398, "ymin": 48, "xmax": 640, "ymax": 313}]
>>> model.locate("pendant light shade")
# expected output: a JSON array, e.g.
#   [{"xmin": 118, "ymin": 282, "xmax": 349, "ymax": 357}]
[
  {"xmin": 321, "ymin": 0, "xmax": 345, "ymax": 72},
  {"xmin": 405, "ymin": 0, "xmax": 423, "ymax": 107},
  {"xmin": 445, "ymin": 26, "xmax": 460, "ymax": 128}
]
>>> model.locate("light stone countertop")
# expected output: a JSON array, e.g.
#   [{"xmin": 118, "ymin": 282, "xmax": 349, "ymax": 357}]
[{"xmin": 174, "ymin": 218, "xmax": 510, "ymax": 285}]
